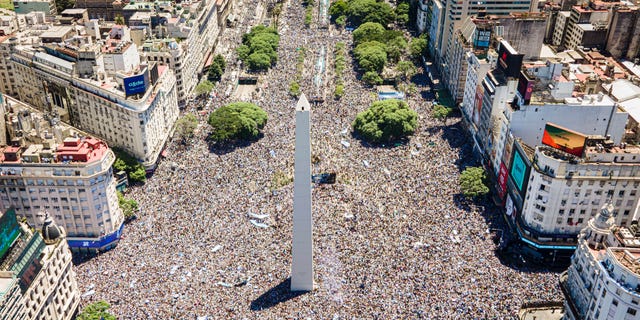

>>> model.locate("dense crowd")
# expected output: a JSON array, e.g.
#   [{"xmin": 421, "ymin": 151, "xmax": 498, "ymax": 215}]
[{"xmin": 74, "ymin": 0, "xmax": 562, "ymax": 318}]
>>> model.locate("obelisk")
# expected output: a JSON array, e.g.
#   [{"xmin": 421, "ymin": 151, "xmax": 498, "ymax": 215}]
[{"xmin": 291, "ymin": 93, "xmax": 314, "ymax": 291}]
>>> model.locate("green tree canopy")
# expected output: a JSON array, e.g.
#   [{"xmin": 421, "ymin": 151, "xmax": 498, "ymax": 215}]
[
  {"xmin": 396, "ymin": 60, "xmax": 416, "ymax": 81},
  {"xmin": 247, "ymin": 52, "xmax": 273, "ymax": 71},
  {"xmin": 354, "ymin": 41, "xmax": 387, "ymax": 73},
  {"xmin": 395, "ymin": 2, "xmax": 410, "ymax": 25},
  {"xmin": 362, "ymin": 71, "xmax": 383, "ymax": 86},
  {"xmin": 431, "ymin": 104, "xmax": 452, "ymax": 121},
  {"xmin": 410, "ymin": 37, "xmax": 428, "ymax": 60},
  {"xmin": 174, "ymin": 113, "xmax": 198, "ymax": 142},
  {"xmin": 460, "ymin": 167, "xmax": 490, "ymax": 198},
  {"xmin": 238, "ymin": 26, "xmax": 280, "ymax": 71},
  {"xmin": 76, "ymin": 301, "xmax": 116, "ymax": 320},
  {"xmin": 352, "ymin": 99, "xmax": 418, "ymax": 143},
  {"xmin": 386, "ymin": 36, "xmax": 408, "ymax": 63},
  {"xmin": 208, "ymin": 102, "xmax": 268, "ymax": 143},
  {"xmin": 335, "ymin": 15, "xmax": 347, "ymax": 28},
  {"xmin": 363, "ymin": 2, "xmax": 395, "ymax": 26},
  {"xmin": 329, "ymin": 0, "xmax": 348, "ymax": 17},
  {"xmin": 112, "ymin": 148, "xmax": 146, "ymax": 184},
  {"xmin": 353, "ymin": 22, "xmax": 386, "ymax": 45},
  {"xmin": 195, "ymin": 80, "xmax": 214, "ymax": 96},
  {"xmin": 117, "ymin": 191, "xmax": 139, "ymax": 221},
  {"xmin": 236, "ymin": 45, "xmax": 251, "ymax": 61},
  {"xmin": 346, "ymin": 0, "xmax": 394, "ymax": 26}
]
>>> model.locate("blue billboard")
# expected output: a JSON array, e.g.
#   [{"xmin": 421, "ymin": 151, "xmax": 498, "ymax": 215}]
[{"xmin": 123, "ymin": 73, "xmax": 148, "ymax": 96}]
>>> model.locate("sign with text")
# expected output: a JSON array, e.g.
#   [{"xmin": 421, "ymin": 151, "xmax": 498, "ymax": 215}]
[
  {"xmin": 123, "ymin": 72, "xmax": 149, "ymax": 97},
  {"xmin": 509, "ymin": 143, "xmax": 530, "ymax": 196},
  {"xmin": 498, "ymin": 162, "xmax": 508, "ymax": 200}
]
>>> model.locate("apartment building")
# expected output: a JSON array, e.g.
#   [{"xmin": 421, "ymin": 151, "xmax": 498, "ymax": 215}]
[
  {"xmin": 562, "ymin": 203, "xmax": 640, "ymax": 319},
  {"xmin": 0, "ymin": 208, "xmax": 80, "ymax": 320},
  {"xmin": 0, "ymin": 95, "xmax": 125, "ymax": 252},
  {"xmin": 1, "ymin": 24, "xmax": 179, "ymax": 169}
]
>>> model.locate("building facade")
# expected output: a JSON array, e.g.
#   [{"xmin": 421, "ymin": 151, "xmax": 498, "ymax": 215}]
[
  {"xmin": 0, "ymin": 208, "xmax": 80, "ymax": 320},
  {"xmin": 562, "ymin": 203, "xmax": 640, "ymax": 319},
  {"xmin": 0, "ymin": 95, "xmax": 125, "ymax": 252}
]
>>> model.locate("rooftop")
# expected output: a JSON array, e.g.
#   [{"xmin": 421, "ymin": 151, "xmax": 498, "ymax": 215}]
[{"xmin": 612, "ymin": 248, "xmax": 640, "ymax": 276}]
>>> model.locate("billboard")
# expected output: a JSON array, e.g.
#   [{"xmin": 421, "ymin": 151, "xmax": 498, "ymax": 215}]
[
  {"xmin": 518, "ymin": 71, "xmax": 535, "ymax": 105},
  {"xmin": 509, "ymin": 143, "xmax": 530, "ymax": 195},
  {"xmin": 0, "ymin": 209, "xmax": 21, "ymax": 259},
  {"xmin": 505, "ymin": 194, "xmax": 516, "ymax": 222},
  {"xmin": 497, "ymin": 162, "xmax": 508, "ymax": 200},
  {"xmin": 473, "ymin": 85, "xmax": 484, "ymax": 126},
  {"xmin": 497, "ymin": 41, "xmax": 524, "ymax": 78},
  {"xmin": 123, "ymin": 72, "xmax": 149, "ymax": 97},
  {"xmin": 541, "ymin": 123, "xmax": 587, "ymax": 157}
]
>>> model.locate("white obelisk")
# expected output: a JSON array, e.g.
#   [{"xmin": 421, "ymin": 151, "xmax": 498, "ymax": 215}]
[{"xmin": 291, "ymin": 93, "xmax": 314, "ymax": 291}]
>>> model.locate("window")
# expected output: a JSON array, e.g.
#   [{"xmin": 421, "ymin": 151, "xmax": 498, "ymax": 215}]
[
  {"xmin": 559, "ymin": 209, "xmax": 565, "ymax": 215},
  {"xmin": 629, "ymin": 308, "xmax": 637, "ymax": 316},
  {"xmin": 619, "ymin": 190, "xmax": 625, "ymax": 197}
]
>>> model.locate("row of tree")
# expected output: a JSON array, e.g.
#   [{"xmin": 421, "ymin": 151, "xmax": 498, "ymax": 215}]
[
  {"xmin": 350, "ymin": 22, "xmax": 427, "ymax": 85},
  {"xmin": 237, "ymin": 26, "xmax": 280, "ymax": 71},
  {"xmin": 333, "ymin": 42, "xmax": 347, "ymax": 99}
]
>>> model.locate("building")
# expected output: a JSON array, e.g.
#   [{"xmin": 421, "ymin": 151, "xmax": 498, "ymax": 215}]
[
  {"xmin": 507, "ymin": 136, "xmax": 640, "ymax": 264},
  {"xmin": 0, "ymin": 94, "xmax": 125, "ymax": 252},
  {"xmin": 1, "ymin": 24, "xmax": 180, "ymax": 169},
  {"xmin": 12, "ymin": 0, "xmax": 56, "ymax": 15},
  {"xmin": 561, "ymin": 5, "xmax": 609, "ymax": 51},
  {"xmin": 73, "ymin": 0, "xmax": 124, "ymax": 21},
  {"xmin": 561, "ymin": 203, "xmax": 640, "ymax": 319},
  {"xmin": 606, "ymin": 7, "xmax": 640, "ymax": 60},
  {"xmin": 0, "ymin": 208, "xmax": 80, "ymax": 320},
  {"xmin": 498, "ymin": 12, "xmax": 547, "ymax": 60}
]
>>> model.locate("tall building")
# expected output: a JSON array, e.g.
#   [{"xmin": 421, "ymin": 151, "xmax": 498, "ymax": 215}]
[
  {"xmin": 562, "ymin": 203, "xmax": 640, "ymax": 319},
  {"xmin": 0, "ymin": 95, "xmax": 125, "ymax": 252},
  {"xmin": 606, "ymin": 6, "xmax": 640, "ymax": 60},
  {"xmin": 2, "ymin": 25, "xmax": 179, "ymax": 169},
  {"xmin": 435, "ymin": 0, "xmax": 536, "ymax": 71},
  {"xmin": 561, "ymin": 5, "xmax": 609, "ymax": 51},
  {"xmin": 0, "ymin": 208, "xmax": 80, "ymax": 320},
  {"xmin": 12, "ymin": 0, "xmax": 57, "ymax": 16}
]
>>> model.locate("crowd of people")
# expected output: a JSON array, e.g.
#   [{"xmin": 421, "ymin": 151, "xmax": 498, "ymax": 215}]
[{"xmin": 74, "ymin": 0, "xmax": 563, "ymax": 318}]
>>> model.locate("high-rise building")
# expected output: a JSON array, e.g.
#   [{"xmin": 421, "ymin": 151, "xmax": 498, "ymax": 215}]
[
  {"xmin": 0, "ymin": 94, "xmax": 125, "ymax": 252},
  {"xmin": 0, "ymin": 208, "xmax": 80, "ymax": 320},
  {"xmin": 562, "ymin": 203, "xmax": 640, "ymax": 319}
]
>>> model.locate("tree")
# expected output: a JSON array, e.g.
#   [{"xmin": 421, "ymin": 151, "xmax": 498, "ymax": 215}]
[
  {"xmin": 329, "ymin": 0, "xmax": 348, "ymax": 18},
  {"xmin": 289, "ymin": 81, "xmax": 301, "ymax": 97},
  {"xmin": 174, "ymin": 113, "xmax": 198, "ymax": 143},
  {"xmin": 395, "ymin": 2, "xmax": 410, "ymax": 26},
  {"xmin": 236, "ymin": 45, "xmax": 251, "ymax": 61},
  {"xmin": 352, "ymin": 99, "xmax": 418, "ymax": 143},
  {"xmin": 214, "ymin": 54, "xmax": 226, "ymax": 70},
  {"xmin": 409, "ymin": 37, "xmax": 428, "ymax": 60},
  {"xmin": 353, "ymin": 22, "xmax": 386, "ymax": 45},
  {"xmin": 112, "ymin": 148, "xmax": 146, "ymax": 184},
  {"xmin": 362, "ymin": 71, "xmax": 383, "ymax": 86},
  {"xmin": 334, "ymin": 84, "xmax": 345, "ymax": 99},
  {"xmin": 55, "ymin": 0, "xmax": 75, "ymax": 15},
  {"xmin": 208, "ymin": 102, "xmax": 268, "ymax": 143},
  {"xmin": 431, "ymin": 104, "xmax": 452, "ymax": 121},
  {"xmin": 396, "ymin": 60, "xmax": 416, "ymax": 81},
  {"xmin": 335, "ymin": 15, "xmax": 347, "ymax": 29},
  {"xmin": 460, "ymin": 167, "xmax": 489, "ymax": 198},
  {"xmin": 247, "ymin": 52, "xmax": 272, "ymax": 71},
  {"xmin": 195, "ymin": 80, "xmax": 214, "ymax": 96},
  {"xmin": 354, "ymin": 41, "xmax": 387, "ymax": 72},
  {"xmin": 363, "ymin": 2, "xmax": 395, "ymax": 26},
  {"xmin": 208, "ymin": 63, "xmax": 223, "ymax": 81},
  {"xmin": 76, "ymin": 301, "xmax": 116, "ymax": 320},
  {"xmin": 386, "ymin": 36, "xmax": 407, "ymax": 63},
  {"xmin": 117, "ymin": 191, "xmax": 139, "ymax": 221}
]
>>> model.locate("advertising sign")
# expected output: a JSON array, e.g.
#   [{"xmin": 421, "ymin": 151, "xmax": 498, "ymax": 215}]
[
  {"xmin": 497, "ymin": 162, "xmax": 508, "ymax": 200},
  {"xmin": 506, "ymin": 195, "xmax": 515, "ymax": 222},
  {"xmin": 123, "ymin": 73, "xmax": 148, "ymax": 96},
  {"xmin": 497, "ymin": 41, "xmax": 524, "ymax": 78},
  {"xmin": 509, "ymin": 145, "xmax": 530, "ymax": 194},
  {"xmin": 0, "ymin": 209, "xmax": 21, "ymax": 259},
  {"xmin": 473, "ymin": 85, "xmax": 484, "ymax": 126},
  {"xmin": 502, "ymin": 134, "xmax": 514, "ymax": 167},
  {"xmin": 541, "ymin": 123, "xmax": 587, "ymax": 157}
]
